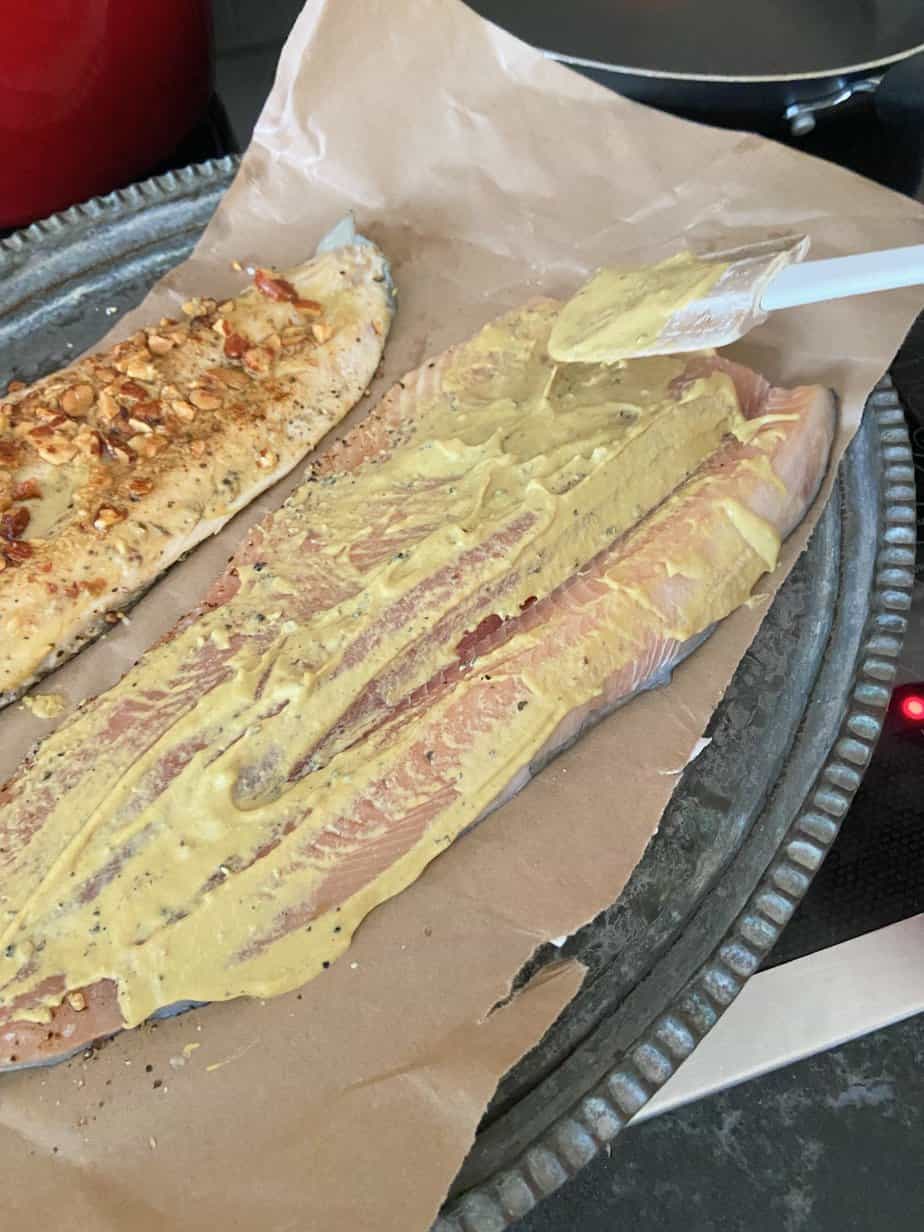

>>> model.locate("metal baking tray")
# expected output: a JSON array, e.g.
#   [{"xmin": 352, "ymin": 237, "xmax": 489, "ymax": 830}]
[{"xmin": 0, "ymin": 158, "xmax": 915, "ymax": 1231}]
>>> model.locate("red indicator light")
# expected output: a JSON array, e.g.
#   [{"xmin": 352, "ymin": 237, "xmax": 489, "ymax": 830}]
[{"xmin": 901, "ymin": 695, "xmax": 924, "ymax": 722}]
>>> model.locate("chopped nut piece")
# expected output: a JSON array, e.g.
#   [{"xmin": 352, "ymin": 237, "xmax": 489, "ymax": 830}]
[
  {"xmin": 74, "ymin": 427, "xmax": 104, "ymax": 457},
  {"xmin": 3, "ymin": 539, "xmax": 33, "ymax": 563},
  {"xmin": 256, "ymin": 448, "xmax": 278, "ymax": 470},
  {"xmin": 171, "ymin": 400, "xmax": 198, "ymax": 421},
  {"xmin": 117, "ymin": 379, "xmax": 149, "ymax": 401},
  {"xmin": 123, "ymin": 357, "xmax": 159, "ymax": 383},
  {"xmin": 97, "ymin": 390, "xmax": 120, "ymax": 422},
  {"xmin": 294, "ymin": 298, "xmax": 323, "ymax": 315},
  {"xmin": 230, "ymin": 259, "xmax": 243, "ymax": 272},
  {"xmin": 281, "ymin": 325, "xmax": 309, "ymax": 346},
  {"xmin": 190, "ymin": 390, "xmax": 222, "ymax": 412},
  {"xmin": 66, "ymin": 991, "xmax": 87, "ymax": 1012},
  {"xmin": 207, "ymin": 367, "xmax": 249, "ymax": 389},
  {"xmin": 264, "ymin": 332, "xmax": 282, "ymax": 354},
  {"xmin": 146, "ymin": 333, "xmax": 175, "ymax": 356},
  {"xmin": 127, "ymin": 417, "xmax": 153, "ymax": 435},
  {"xmin": 60, "ymin": 384, "xmax": 95, "ymax": 415},
  {"xmin": 311, "ymin": 321, "xmax": 334, "ymax": 344},
  {"xmin": 12, "ymin": 478, "xmax": 41, "ymax": 501},
  {"xmin": 223, "ymin": 331, "xmax": 249, "ymax": 359},
  {"xmin": 254, "ymin": 269, "xmax": 299, "ymax": 303},
  {"xmin": 217, "ymin": 300, "xmax": 235, "ymax": 315},
  {"xmin": 98, "ymin": 433, "xmax": 132, "ymax": 463},
  {"xmin": 93, "ymin": 505, "xmax": 124, "ymax": 533},
  {"xmin": 242, "ymin": 347, "xmax": 273, "ymax": 375},
  {"xmin": 6, "ymin": 380, "xmax": 25, "ymax": 394},
  {"xmin": 181, "ymin": 297, "xmax": 216, "ymax": 318},
  {"xmin": 128, "ymin": 476, "xmax": 154, "ymax": 498},
  {"xmin": 128, "ymin": 434, "xmax": 163, "ymax": 458},
  {"xmin": 1, "ymin": 507, "xmax": 30, "ymax": 540},
  {"xmin": 32, "ymin": 437, "xmax": 78, "ymax": 466}
]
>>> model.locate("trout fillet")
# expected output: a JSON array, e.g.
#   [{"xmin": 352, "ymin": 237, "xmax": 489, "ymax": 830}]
[
  {"xmin": 0, "ymin": 301, "xmax": 834, "ymax": 1069},
  {"xmin": 0, "ymin": 225, "xmax": 393, "ymax": 706}
]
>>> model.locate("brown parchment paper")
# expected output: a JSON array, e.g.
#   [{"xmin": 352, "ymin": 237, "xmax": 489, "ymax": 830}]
[{"xmin": 2, "ymin": 2, "xmax": 923, "ymax": 1228}]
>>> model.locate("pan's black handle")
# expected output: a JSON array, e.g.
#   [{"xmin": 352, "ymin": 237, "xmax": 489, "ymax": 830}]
[
  {"xmin": 784, "ymin": 78, "xmax": 880, "ymax": 136},
  {"xmin": 782, "ymin": 49, "xmax": 924, "ymax": 138}
]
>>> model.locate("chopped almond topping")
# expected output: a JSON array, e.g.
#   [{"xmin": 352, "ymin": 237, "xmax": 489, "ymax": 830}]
[
  {"xmin": 207, "ymin": 367, "xmax": 249, "ymax": 389},
  {"xmin": 123, "ymin": 357, "xmax": 159, "ymax": 382},
  {"xmin": 171, "ymin": 400, "xmax": 197, "ymax": 422},
  {"xmin": 254, "ymin": 269, "xmax": 299, "ymax": 303},
  {"xmin": 74, "ymin": 427, "xmax": 104, "ymax": 457},
  {"xmin": 311, "ymin": 322, "xmax": 334, "ymax": 344},
  {"xmin": 181, "ymin": 297, "xmax": 217, "ymax": 318},
  {"xmin": 223, "ymin": 332, "xmax": 249, "ymax": 359},
  {"xmin": 1, "ymin": 507, "xmax": 30, "ymax": 540},
  {"xmin": 256, "ymin": 448, "xmax": 278, "ymax": 470},
  {"xmin": 11, "ymin": 478, "xmax": 41, "ymax": 501},
  {"xmin": 147, "ymin": 333, "xmax": 175, "ymax": 356},
  {"xmin": 295, "ymin": 298, "xmax": 323, "ymax": 315},
  {"xmin": 97, "ymin": 390, "xmax": 120, "ymax": 422},
  {"xmin": 129, "ymin": 434, "xmax": 164, "ymax": 458},
  {"xmin": 190, "ymin": 390, "xmax": 222, "ymax": 412},
  {"xmin": 118, "ymin": 380, "xmax": 149, "ymax": 401},
  {"xmin": 93, "ymin": 505, "xmax": 124, "ymax": 533},
  {"xmin": 60, "ymin": 384, "xmax": 95, "ymax": 415},
  {"xmin": 32, "ymin": 437, "xmax": 77, "ymax": 466},
  {"xmin": 190, "ymin": 439, "xmax": 207, "ymax": 457},
  {"xmin": 3, "ymin": 539, "xmax": 33, "ymax": 563},
  {"xmin": 128, "ymin": 476, "xmax": 154, "ymax": 498},
  {"xmin": 242, "ymin": 347, "xmax": 273, "ymax": 376}
]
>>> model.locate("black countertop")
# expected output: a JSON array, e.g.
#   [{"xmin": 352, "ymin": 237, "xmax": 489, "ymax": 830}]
[{"xmin": 520, "ymin": 1014, "xmax": 924, "ymax": 1231}]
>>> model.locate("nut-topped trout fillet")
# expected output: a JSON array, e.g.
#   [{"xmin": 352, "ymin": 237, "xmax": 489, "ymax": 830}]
[
  {"xmin": 0, "ymin": 300, "xmax": 834, "ymax": 1068},
  {"xmin": 0, "ymin": 225, "xmax": 393, "ymax": 706}
]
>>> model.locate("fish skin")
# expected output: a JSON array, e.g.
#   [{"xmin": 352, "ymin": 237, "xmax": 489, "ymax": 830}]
[{"xmin": 0, "ymin": 327, "xmax": 835, "ymax": 1070}]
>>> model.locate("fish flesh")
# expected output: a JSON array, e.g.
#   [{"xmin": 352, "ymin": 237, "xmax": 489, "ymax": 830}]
[
  {"xmin": 0, "ymin": 221, "xmax": 393, "ymax": 706},
  {"xmin": 0, "ymin": 298, "xmax": 834, "ymax": 1069}
]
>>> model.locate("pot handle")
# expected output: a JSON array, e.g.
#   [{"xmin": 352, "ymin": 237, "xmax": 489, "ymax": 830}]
[{"xmin": 784, "ymin": 79, "xmax": 880, "ymax": 136}]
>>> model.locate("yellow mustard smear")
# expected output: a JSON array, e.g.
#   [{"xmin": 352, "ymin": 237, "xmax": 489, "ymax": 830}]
[
  {"xmin": 549, "ymin": 251, "xmax": 728, "ymax": 363},
  {"xmin": 0, "ymin": 300, "xmax": 783, "ymax": 1029}
]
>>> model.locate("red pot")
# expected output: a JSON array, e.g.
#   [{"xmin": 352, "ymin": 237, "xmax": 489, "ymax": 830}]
[{"xmin": 0, "ymin": 0, "xmax": 213, "ymax": 229}]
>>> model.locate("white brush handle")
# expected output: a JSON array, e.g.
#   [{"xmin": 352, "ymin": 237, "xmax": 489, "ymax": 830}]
[{"xmin": 760, "ymin": 244, "xmax": 924, "ymax": 311}]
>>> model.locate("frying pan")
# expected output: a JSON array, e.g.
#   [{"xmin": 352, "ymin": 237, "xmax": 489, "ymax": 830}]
[{"xmin": 470, "ymin": 1, "xmax": 924, "ymax": 193}]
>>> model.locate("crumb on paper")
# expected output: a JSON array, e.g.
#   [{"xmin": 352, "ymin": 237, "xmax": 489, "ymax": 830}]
[
  {"xmin": 205, "ymin": 1040, "xmax": 257, "ymax": 1073},
  {"xmin": 182, "ymin": 1042, "xmax": 200, "ymax": 1057},
  {"xmin": 148, "ymin": 1136, "xmax": 157, "ymax": 1151},
  {"xmin": 105, "ymin": 306, "xmax": 118, "ymax": 316},
  {"xmin": 22, "ymin": 692, "xmax": 68, "ymax": 719},
  {"xmin": 231, "ymin": 259, "xmax": 243, "ymax": 272}
]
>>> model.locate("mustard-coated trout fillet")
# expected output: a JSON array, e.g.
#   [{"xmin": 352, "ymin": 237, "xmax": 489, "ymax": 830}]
[{"xmin": 0, "ymin": 301, "xmax": 834, "ymax": 1069}]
